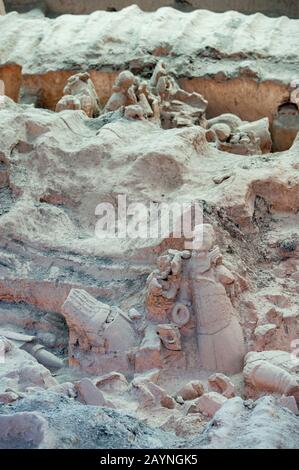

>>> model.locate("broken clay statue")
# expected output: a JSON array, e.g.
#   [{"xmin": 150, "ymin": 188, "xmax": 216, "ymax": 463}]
[
  {"xmin": 56, "ymin": 72, "xmax": 101, "ymax": 117},
  {"xmin": 0, "ymin": 328, "xmax": 63, "ymax": 370}
]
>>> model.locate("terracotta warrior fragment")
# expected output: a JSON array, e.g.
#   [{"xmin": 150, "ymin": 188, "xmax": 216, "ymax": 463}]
[
  {"xmin": 179, "ymin": 224, "xmax": 245, "ymax": 374},
  {"xmin": 56, "ymin": 72, "xmax": 101, "ymax": 117}
]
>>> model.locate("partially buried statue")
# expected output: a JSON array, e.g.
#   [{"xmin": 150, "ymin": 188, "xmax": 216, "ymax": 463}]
[{"xmin": 147, "ymin": 224, "xmax": 245, "ymax": 374}]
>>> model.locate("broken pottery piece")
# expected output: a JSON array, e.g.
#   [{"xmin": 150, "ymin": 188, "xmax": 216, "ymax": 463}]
[
  {"xmin": 0, "ymin": 338, "xmax": 58, "ymax": 394},
  {"xmin": 0, "ymin": 391, "xmax": 20, "ymax": 404},
  {"xmin": 210, "ymin": 123, "xmax": 231, "ymax": 142},
  {"xmin": 128, "ymin": 308, "xmax": 143, "ymax": 321},
  {"xmin": 254, "ymin": 323, "xmax": 277, "ymax": 350},
  {"xmin": 207, "ymin": 114, "xmax": 271, "ymax": 154},
  {"xmin": 187, "ymin": 392, "xmax": 227, "ymax": 417},
  {"xmin": 146, "ymin": 250, "xmax": 188, "ymax": 322},
  {"xmin": 132, "ymin": 369, "xmax": 161, "ymax": 386},
  {"xmin": 156, "ymin": 324, "xmax": 182, "ymax": 351},
  {"xmin": 124, "ymin": 104, "xmax": 145, "ymax": 120},
  {"xmin": 150, "ymin": 61, "xmax": 207, "ymax": 129}
]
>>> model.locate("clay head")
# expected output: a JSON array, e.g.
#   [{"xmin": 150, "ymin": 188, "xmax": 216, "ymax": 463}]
[{"xmin": 192, "ymin": 224, "xmax": 216, "ymax": 252}]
